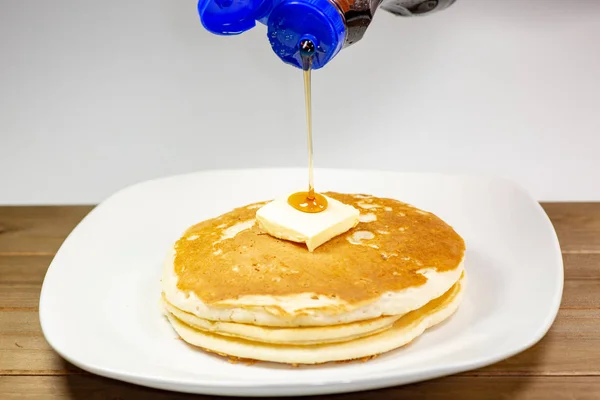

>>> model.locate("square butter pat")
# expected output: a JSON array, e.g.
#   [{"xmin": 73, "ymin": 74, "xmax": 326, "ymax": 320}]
[{"xmin": 256, "ymin": 194, "xmax": 360, "ymax": 252}]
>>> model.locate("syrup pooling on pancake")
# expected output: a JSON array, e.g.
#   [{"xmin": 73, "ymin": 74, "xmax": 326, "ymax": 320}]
[{"xmin": 173, "ymin": 193, "xmax": 465, "ymax": 306}]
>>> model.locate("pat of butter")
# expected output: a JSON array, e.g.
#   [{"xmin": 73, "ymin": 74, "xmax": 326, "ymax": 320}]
[{"xmin": 256, "ymin": 194, "xmax": 360, "ymax": 252}]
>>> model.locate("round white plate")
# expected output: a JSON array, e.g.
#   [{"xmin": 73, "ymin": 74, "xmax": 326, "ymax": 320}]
[{"xmin": 39, "ymin": 169, "xmax": 563, "ymax": 396}]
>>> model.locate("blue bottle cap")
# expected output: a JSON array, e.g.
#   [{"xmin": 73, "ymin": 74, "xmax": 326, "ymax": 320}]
[
  {"xmin": 198, "ymin": 0, "xmax": 272, "ymax": 35},
  {"xmin": 267, "ymin": 0, "xmax": 346, "ymax": 69}
]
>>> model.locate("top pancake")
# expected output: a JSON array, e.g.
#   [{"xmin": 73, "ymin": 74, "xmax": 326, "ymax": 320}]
[{"xmin": 163, "ymin": 193, "xmax": 465, "ymax": 326}]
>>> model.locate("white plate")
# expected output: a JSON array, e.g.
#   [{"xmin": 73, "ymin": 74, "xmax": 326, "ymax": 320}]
[{"xmin": 39, "ymin": 169, "xmax": 563, "ymax": 397}]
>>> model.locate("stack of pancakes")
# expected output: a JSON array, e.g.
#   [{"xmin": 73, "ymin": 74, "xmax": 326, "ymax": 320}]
[{"xmin": 161, "ymin": 193, "xmax": 466, "ymax": 364}]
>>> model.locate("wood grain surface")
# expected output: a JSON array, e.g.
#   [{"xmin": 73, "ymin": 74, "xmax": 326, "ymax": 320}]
[{"xmin": 1, "ymin": 203, "xmax": 599, "ymax": 399}]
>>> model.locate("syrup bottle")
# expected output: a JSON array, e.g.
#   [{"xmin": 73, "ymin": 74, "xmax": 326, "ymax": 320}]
[{"xmin": 197, "ymin": 0, "xmax": 456, "ymax": 69}]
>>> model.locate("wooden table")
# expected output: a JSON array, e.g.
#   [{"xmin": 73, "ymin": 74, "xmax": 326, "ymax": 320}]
[{"xmin": 1, "ymin": 204, "xmax": 599, "ymax": 399}]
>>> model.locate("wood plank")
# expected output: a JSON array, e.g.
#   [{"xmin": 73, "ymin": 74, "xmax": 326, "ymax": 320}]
[
  {"xmin": 0, "ymin": 256, "xmax": 52, "ymax": 309},
  {"xmin": 542, "ymin": 203, "xmax": 600, "ymax": 253},
  {"xmin": 0, "ymin": 285, "xmax": 41, "ymax": 310},
  {"xmin": 0, "ymin": 206, "xmax": 93, "ymax": 254},
  {"xmin": 0, "ymin": 256, "xmax": 52, "ymax": 283},
  {"xmin": 0, "ymin": 311, "xmax": 81, "ymax": 374},
  {"xmin": 563, "ymin": 253, "xmax": 600, "ymax": 280},
  {"xmin": 478, "ymin": 309, "xmax": 600, "ymax": 375},
  {"xmin": 562, "ymin": 280, "xmax": 600, "ymax": 309},
  {"xmin": 1, "ymin": 309, "xmax": 598, "ymax": 376},
  {"xmin": 561, "ymin": 253, "xmax": 600, "ymax": 309},
  {"xmin": 0, "ymin": 375, "xmax": 599, "ymax": 400}
]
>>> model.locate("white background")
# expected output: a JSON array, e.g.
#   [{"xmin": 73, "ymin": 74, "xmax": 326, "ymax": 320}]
[{"xmin": 1, "ymin": 0, "xmax": 599, "ymax": 204}]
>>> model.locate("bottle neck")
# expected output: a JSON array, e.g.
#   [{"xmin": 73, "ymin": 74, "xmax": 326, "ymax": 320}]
[
  {"xmin": 380, "ymin": 0, "xmax": 457, "ymax": 16},
  {"xmin": 328, "ymin": 0, "xmax": 384, "ymax": 47},
  {"xmin": 329, "ymin": 0, "xmax": 458, "ymax": 47}
]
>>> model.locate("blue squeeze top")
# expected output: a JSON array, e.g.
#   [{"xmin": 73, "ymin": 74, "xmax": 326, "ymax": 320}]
[{"xmin": 197, "ymin": 0, "xmax": 346, "ymax": 69}]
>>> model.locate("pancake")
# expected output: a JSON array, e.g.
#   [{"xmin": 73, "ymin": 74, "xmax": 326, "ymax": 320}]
[
  {"xmin": 163, "ymin": 296, "xmax": 403, "ymax": 345},
  {"xmin": 164, "ymin": 273, "xmax": 465, "ymax": 364},
  {"xmin": 162, "ymin": 193, "xmax": 466, "ymax": 327}
]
